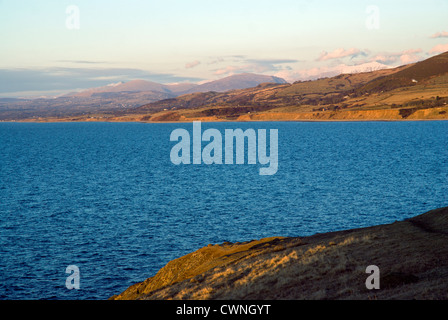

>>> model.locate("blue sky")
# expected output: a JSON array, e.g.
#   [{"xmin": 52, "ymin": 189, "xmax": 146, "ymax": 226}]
[{"xmin": 1, "ymin": 0, "xmax": 448, "ymax": 96}]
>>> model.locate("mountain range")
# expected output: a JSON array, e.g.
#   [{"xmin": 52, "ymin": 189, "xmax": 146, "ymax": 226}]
[
  {"xmin": 1, "ymin": 52, "xmax": 448, "ymax": 121},
  {"xmin": 0, "ymin": 73, "xmax": 287, "ymax": 120},
  {"xmin": 64, "ymin": 73, "xmax": 287, "ymax": 98},
  {"xmin": 131, "ymin": 51, "xmax": 448, "ymax": 122},
  {"xmin": 64, "ymin": 80, "xmax": 197, "ymax": 98}
]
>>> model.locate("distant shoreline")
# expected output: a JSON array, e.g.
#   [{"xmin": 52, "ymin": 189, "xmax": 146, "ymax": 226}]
[
  {"xmin": 3, "ymin": 118, "xmax": 448, "ymax": 124},
  {"xmin": 3, "ymin": 104, "xmax": 448, "ymax": 124}
]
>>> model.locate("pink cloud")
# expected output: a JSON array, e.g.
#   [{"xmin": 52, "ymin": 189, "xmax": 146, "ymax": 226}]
[
  {"xmin": 429, "ymin": 43, "xmax": 448, "ymax": 54},
  {"xmin": 399, "ymin": 49, "xmax": 423, "ymax": 64},
  {"xmin": 317, "ymin": 48, "xmax": 364, "ymax": 61},
  {"xmin": 430, "ymin": 31, "xmax": 448, "ymax": 39},
  {"xmin": 275, "ymin": 61, "xmax": 391, "ymax": 82},
  {"xmin": 370, "ymin": 49, "xmax": 423, "ymax": 65},
  {"xmin": 185, "ymin": 60, "xmax": 201, "ymax": 69},
  {"xmin": 213, "ymin": 65, "xmax": 246, "ymax": 76}
]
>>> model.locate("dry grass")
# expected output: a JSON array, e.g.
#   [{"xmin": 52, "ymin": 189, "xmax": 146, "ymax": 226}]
[{"xmin": 111, "ymin": 207, "xmax": 448, "ymax": 300}]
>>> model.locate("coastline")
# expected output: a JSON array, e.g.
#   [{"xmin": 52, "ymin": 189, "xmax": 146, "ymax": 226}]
[
  {"xmin": 3, "ymin": 104, "xmax": 448, "ymax": 124},
  {"xmin": 111, "ymin": 207, "xmax": 448, "ymax": 300}
]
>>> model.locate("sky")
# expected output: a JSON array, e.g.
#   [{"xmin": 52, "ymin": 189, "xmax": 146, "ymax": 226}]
[{"xmin": 1, "ymin": 0, "xmax": 448, "ymax": 97}]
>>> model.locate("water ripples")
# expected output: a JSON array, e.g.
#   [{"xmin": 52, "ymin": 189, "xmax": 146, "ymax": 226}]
[{"xmin": 0, "ymin": 121, "xmax": 447, "ymax": 299}]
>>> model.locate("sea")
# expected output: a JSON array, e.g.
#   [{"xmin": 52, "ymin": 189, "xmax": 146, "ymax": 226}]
[{"xmin": 0, "ymin": 121, "xmax": 447, "ymax": 300}]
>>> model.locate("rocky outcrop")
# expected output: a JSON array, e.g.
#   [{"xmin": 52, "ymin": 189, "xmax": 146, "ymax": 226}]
[{"xmin": 111, "ymin": 207, "xmax": 448, "ymax": 300}]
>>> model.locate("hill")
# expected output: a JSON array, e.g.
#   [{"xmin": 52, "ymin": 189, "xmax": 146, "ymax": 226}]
[
  {"xmin": 65, "ymin": 80, "xmax": 198, "ymax": 98},
  {"xmin": 131, "ymin": 62, "xmax": 411, "ymax": 116},
  {"xmin": 355, "ymin": 51, "xmax": 448, "ymax": 94},
  {"xmin": 65, "ymin": 74, "xmax": 287, "ymax": 98},
  {"xmin": 183, "ymin": 73, "xmax": 288, "ymax": 94},
  {"xmin": 0, "ymin": 73, "xmax": 287, "ymax": 120},
  {"xmin": 111, "ymin": 206, "xmax": 448, "ymax": 300},
  {"xmin": 125, "ymin": 51, "xmax": 448, "ymax": 122},
  {"xmin": 6, "ymin": 51, "xmax": 448, "ymax": 122}
]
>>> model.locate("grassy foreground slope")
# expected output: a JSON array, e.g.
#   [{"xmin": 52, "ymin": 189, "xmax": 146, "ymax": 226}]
[{"xmin": 111, "ymin": 207, "xmax": 448, "ymax": 300}]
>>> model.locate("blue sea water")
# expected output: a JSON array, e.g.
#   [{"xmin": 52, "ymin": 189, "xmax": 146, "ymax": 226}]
[{"xmin": 0, "ymin": 121, "xmax": 447, "ymax": 300}]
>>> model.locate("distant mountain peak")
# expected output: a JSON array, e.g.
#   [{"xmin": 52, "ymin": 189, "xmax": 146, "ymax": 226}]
[
  {"xmin": 64, "ymin": 73, "xmax": 287, "ymax": 98},
  {"xmin": 340, "ymin": 61, "xmax": 392, "ymax": 75},
  {"xmin": 183, "ymin": 73, "xmax": 288, "ymax": 94}
]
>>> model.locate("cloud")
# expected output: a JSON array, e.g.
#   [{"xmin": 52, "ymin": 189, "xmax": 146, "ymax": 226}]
[
  {"xmin": 370, "ymin": 49, "xmax": 423, "ymax": 65},
  {"xmin": 214, "ymin": 65, "xmax": 247, "ymax": 76},
  {"xmin": 213, "ymin": 58, "xmax": 299, "ymax": 76},
  {"xmin": 275, "ymin": 61, "xmax": 391, "ymax": 82},
  {"xmin": 246, "ymin": 59, "xmax": 299, "ymax": 65},
  {"xmin": 0, "ymin": 67, "xmax": 203, "ymax": 96},
  {"xmin": 430, "ymin": 31, "xmax": 448, "ymax": 39},
  {"xmin": 317, "ymin": 48, "xmax": 367, "ymax": 61},
  {"xmin": 56, "ymin": 60, "xmax": 106, "ymax": 64},
  {"xmin": 246, "ymin": 59, "xmax": 298, "ymax": 71},
  {"xmin": 429, "ymin": 43, "xmax": 448, "ymax": 54},
  {"xmin": 207, "ymin": 55, "xmax": 247, "ymax": 65},
  {"xmin": 185, "ymin": 60, "xmax": 201, "ymax": 69}
]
